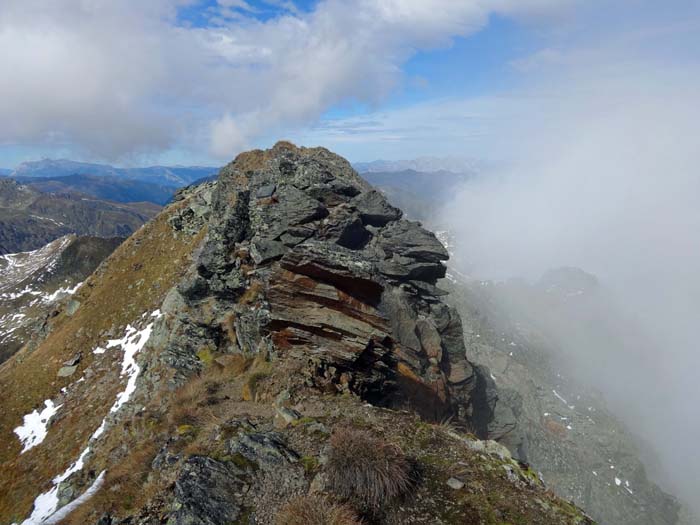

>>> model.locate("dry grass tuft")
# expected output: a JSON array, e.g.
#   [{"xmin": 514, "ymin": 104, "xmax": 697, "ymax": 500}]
[
  {"xmin": 325, "ymin": 427, "xmax": 413, "ymax": 512},
  {"xmin": 241, "ymin": 354, "xmax": 272, "ymax": 402},
  {"xmin": 169, "ymin": 354, "xmax": 250, "ymax": 427},
  {"xmin": 433, "ymin": 416, "xmax": 458, "ymax": 435},
  {"xmin": 221, "ymin": 312, "xmax": 238, "ymax": 347},
  {"xmin": 275, "ymin": 495, "xmax": 363, "ymax": 525}
]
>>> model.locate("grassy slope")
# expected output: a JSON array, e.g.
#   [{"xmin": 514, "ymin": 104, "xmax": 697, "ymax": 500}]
[{"xmin": 0, "ymin": 198, "xmax": 205, "ymax": 522}]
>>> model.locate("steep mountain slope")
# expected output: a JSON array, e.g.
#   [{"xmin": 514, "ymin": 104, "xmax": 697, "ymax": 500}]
[
  {"xmin": 442, "ymin": 271, "xmax": 688, "ymax": 525},
  {"xmin": 13, "ymin": 174, "xmax": 179, "ymax": 205},
  {"xmin": 0, "ymin": 179, "xmax": 159, "ymax": 254},
  {"xmin": 11, "ymin": 159, "xmax": 217, "ymax": 186},
  {"xmin": 0, "ymin": 143, "xmax": 591, "ymax": 525},
  {"xmin": 0, "ymin": 235, "xmax": 124, "ymax": 363}
]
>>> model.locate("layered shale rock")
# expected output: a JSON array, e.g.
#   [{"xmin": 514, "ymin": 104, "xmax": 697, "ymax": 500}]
[{"xmin": 156, "ymin": 142, "xmax": 482, "ymax": 425}]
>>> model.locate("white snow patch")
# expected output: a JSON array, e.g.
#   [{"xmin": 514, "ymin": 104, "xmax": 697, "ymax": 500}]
[
  {"xmin": 552, "ymin": 389, "xmax": 568, "ymax": 405},
  {"xmin": 20, "ymin": 446, "xmax": 91, "ymax": 524},
  {"xmin": 615, "ymin": 477, "xmax": 622, "ymax": 486},
  {"xmin": 43, "ymin": 282, "xmax": 82, "ymax": 303},
  {"xmin": 14, "ymin": 400, "xmax": 62, "ymax": 453},
  {"xmin": 105, "ymin": 322, "xmax": 154, "ymax": 413}
]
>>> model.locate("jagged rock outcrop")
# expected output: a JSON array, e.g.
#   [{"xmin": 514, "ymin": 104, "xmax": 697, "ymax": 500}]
[{"xmin": 155, "ymin": 142, "xmax": 482, "ymax": 426}]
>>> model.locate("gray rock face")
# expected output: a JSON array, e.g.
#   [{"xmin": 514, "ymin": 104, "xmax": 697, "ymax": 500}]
[
  {"xmin": 351, "ymin": 189, "xmax": 402, "ymax": 226},
  {"xmin": 57, "ymin": 365, "xmax": 78, "ymax": 377},
  {"xmin": 167, "ymin": 456, "xmax": 245, "ymax": 525},
  {"xmin": 227, "ymin": 431, "xmax": 300, "ymax": 467},
  {"xmin": 153, "ymin": 141, "xmax": 488, "ymax": 428}
]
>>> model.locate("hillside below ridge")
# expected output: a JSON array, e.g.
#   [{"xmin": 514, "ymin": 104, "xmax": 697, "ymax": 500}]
[
  {"xmin": 0, "ymin": 142, "xmax": 592, "ymax": 524},
  {"xmin": 0, "ymin": 234, "xmax": 124, "ymax": 364},
  {"xmin": 0, "ymin": 178, "xmax": 158, "ymax": 254}
]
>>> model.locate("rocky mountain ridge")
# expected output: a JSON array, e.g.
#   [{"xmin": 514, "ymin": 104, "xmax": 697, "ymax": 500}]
[{"xmin": 0, "ymin": 143, "xmax": 592, "ymax": 524}]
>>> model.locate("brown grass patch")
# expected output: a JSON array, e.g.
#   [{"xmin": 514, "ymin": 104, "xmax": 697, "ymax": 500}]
[
  {"xmin": 543, "ymin": 418, "xmax": 568, "ymax": 439},
  {"xmin": 241, "ymin": 354, "xmax": 272, "ymax": 402},
  {"xmin": 325, "ymin": 427, "xmax": 413, "ymax": 512},
  {"xmin": 222, "ymin": 312, "xmax": 238, "ymax": 347},
  {"xmin": 275, "ymin": 495, "xmax": 363, "ymax": 525},
  {"xmin": 62, "ymin": 440, "xmax": 160, "ymax": 524}
]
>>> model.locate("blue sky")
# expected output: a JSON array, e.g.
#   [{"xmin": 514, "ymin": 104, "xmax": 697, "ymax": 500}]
[{"xmin": 0, "ymin": 0, "xmax": 698, "ymax": 168}]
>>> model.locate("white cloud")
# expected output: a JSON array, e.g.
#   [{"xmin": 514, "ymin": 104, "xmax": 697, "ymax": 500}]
[
  {"xmin": 0, "ymin": 0, "xmax": 578, "ymax": 161},
  {"xmin": 509, "ymin": 48, "xmax": 568, "ymax": 72},
  {"xmin": 210, "ymin": 113, "xmax": 249, "ymax": 157}
]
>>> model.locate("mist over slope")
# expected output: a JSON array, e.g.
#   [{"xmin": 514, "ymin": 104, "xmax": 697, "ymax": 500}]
[{"xmin": 440, "ymin": 64, "xmax": 700, "ymax": 512}]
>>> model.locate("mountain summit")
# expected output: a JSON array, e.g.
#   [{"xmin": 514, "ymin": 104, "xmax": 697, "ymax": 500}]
[{"xmin": 0, "ymin": 143, "xmax": 591, "ymax": 524}]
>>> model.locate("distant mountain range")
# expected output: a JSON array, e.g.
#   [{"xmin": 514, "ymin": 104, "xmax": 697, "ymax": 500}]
[
  {"xmin": 8, "ymin": 158, "xmax": 219, "ymax": 186},
  {"xmin": 0, "ymin": 178, "xmax": 159, "ymax": 254},
  {"xmin": 12, "ymin": 173, "xmax": 179, "ymax": 205},
  {"xmin": 0, "ymin": 168, "xmax": 11, "ymax": 176},
  {"xmin": 353, "ymin": 156, "xmax": 482, "ymax": 174}
]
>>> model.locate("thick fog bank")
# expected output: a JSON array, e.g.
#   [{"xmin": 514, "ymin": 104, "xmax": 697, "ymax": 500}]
[{"xmin": 441, "ymin": 65, "xmax": 700, "ymax": 510}]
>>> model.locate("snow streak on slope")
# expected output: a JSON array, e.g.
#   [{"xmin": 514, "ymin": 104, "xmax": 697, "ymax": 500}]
[{"xmin": 18, "ymin": 313, "xmax": 158, "ymax": 525}]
